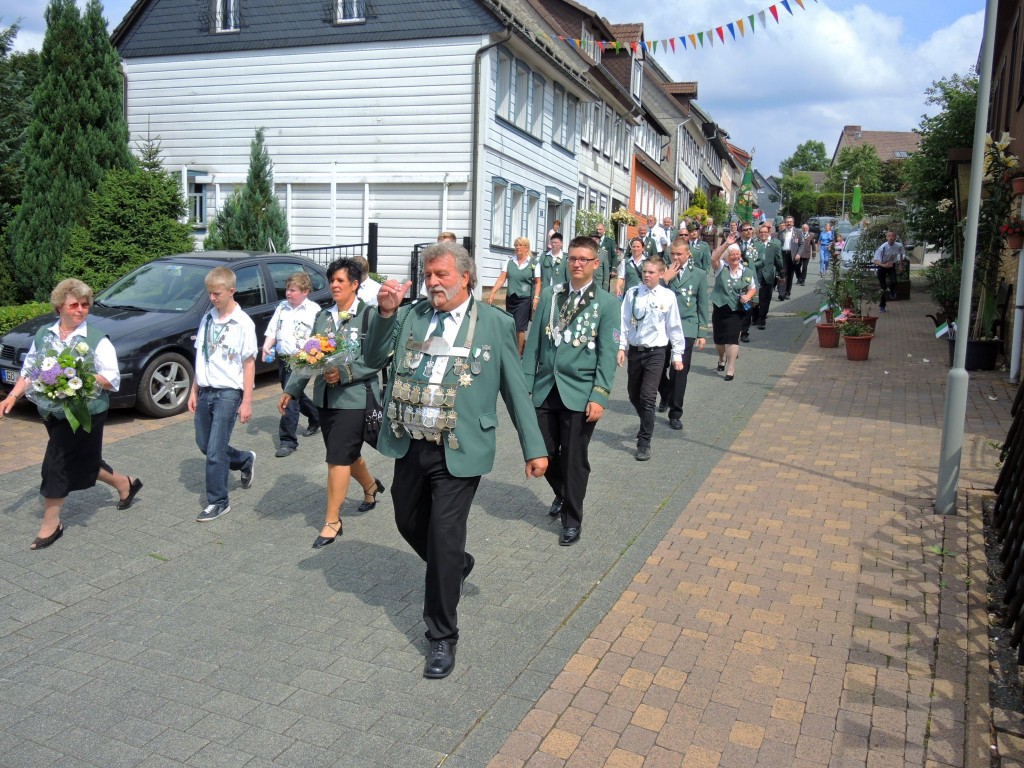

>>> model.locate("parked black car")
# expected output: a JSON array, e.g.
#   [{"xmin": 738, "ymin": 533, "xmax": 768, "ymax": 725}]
[{"xmin": 0, "ymin": 252, "xmax": 331, "ymax": 417}]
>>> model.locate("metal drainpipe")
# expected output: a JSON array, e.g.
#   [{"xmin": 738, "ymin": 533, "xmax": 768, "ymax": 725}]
[{"xmin": 471, "ymin": 27, "xmax": 513, "ymax": 278}]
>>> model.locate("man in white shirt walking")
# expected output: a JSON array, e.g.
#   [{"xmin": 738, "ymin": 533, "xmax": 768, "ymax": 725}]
[{"xmin": 618, "ymin": 259, "xmax": 685, "ymax": 461}]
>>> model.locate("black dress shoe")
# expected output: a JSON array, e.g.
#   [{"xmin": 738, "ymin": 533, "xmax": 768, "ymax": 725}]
[
  {"xmin": 30, "ymin": 524, "xmax": 63, "ymax": 550},
  {"xmin": 303, "ymin": 424, "xmax": 321, "ymax": 437},
  {"xmin": 717, "ymin": 362, "xmax": 725, "ymax": 372},
  {"xmin": 740, "ymin": 332, "xmax": 750, "ymax": 343},
  {"xmin": 548, "ymin": 497, "xmax": 564, "ymax": 517},
  {"xmin": 559, "ymin": 526, "xmax": 581, "ymax": 546},
  {"xmin": 423, "ymin": 639, "xmax": 456, "ymax": 678},
  {"xmin": 357, "ymin": 478, "xmax": 385, "ymax": 512},
  {"xmin": 657, "ymin": 402, "xmax": 668, "ymax": 413},
  {"xmin": 757, "ymin": 323, "xmax": 766, "ymax": 330},
  {"xmin": 725, "ymin": 374, "xmax": 735, "ymax": 381},
  {"xmin": 669, "ymin": 418, "xmax": 683, "ymax": 430},
  {"xmin": 275, "ymin": 445, "xmax": 296, "ymax": 458},
  {"xmin": 312, "ymin": 520, "xmax": 342, "ymax": 549},
  {"xmin": 116, "ymin": 477, "xmax": 143, "ymax": 510}
]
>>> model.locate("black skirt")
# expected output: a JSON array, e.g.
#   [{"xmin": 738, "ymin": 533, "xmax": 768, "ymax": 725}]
[
  {"xmin": 712, "ymin": 303, "xmax": 745, "ymax": 345},
  {"xmin": 40, "ymin": 410, "xmax": 109, "ymax": 498},
  {"xmin": 318, "ymin": 406, "xmax": 365, "ymax": 466},
  {"xmin": 505, "ymin": 293, "xmax": 532, "ymax": 332}
]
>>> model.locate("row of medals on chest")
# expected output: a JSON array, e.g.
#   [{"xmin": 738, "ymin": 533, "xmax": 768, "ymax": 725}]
[{"xmin": 548, "ymin": 289, "xmax": 598, "ymax": 349}]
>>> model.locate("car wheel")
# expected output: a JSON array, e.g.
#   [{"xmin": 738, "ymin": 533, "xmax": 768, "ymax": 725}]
[{"xmin": 136, "ymin": 352, "xmax": 194, "ymax": 418}]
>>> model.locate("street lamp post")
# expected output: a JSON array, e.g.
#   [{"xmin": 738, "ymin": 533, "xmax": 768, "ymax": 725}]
[{"xmin": 841, "ymin": 170, "xmax": 849, "ymax": 220}]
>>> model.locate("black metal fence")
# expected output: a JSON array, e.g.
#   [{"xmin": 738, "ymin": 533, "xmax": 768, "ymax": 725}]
[
  {"xmin": 408, "ymin": 236, "xmax": 473, "ymax": 300},
  {"xmin": 994, "ymin": 380, "xmax": 1024, "ymax": 660},
  {"xmin": 291, "ymin": 223, "xmax": 379, "ymax": 272}
]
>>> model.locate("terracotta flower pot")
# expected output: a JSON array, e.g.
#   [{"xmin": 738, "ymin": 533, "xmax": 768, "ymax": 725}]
[
  {"xmin": 1012, "ymin": 175, "xmax": 1024, "ymax": 195},
  {"xmin": 859, "ymin": 316, "xmax": 879, "ymax": 331},
  {"xmin": 843, "ymin": 334, "xmax": 873, "ymax": 361},
  {"xmin": 816, "ymin": 323, "xmax": 839, "ymax": 348},
  {"xmin": 1009, "ymin": 233, "xmax": 1024, "ymax": 250}
]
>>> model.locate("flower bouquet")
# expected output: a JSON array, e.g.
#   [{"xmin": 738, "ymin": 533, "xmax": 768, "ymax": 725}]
[
  {"xmin": 24, "ymin": 341, "xmax": 102, "ymax": 432},
  {"xmin": 285, "ymin": 331, "xmax": 359, "ymax": 379}
]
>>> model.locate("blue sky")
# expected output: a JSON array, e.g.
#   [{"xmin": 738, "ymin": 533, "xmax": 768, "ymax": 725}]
[{"xmin": 4, "ymin": 0, "xmax": 986, "ymax": 175}]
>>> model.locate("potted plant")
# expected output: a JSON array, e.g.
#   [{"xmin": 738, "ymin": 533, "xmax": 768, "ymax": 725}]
[
  {"xmin": 816, "ymin": 320, "xmax": 840, "ymax": 348},
  {"xmin": 1000, "ymin": 214, "xmax": 1024, "ymax": 250},
  {"xmin": 837, "ymin": 319, "xmax": 874, "ymax": 361},
  {"xmin": 609, "ymin": 207, "xmax": 638, "ymax": 228}
]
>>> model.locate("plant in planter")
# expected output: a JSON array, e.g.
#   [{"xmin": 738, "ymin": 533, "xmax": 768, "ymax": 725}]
[
  {"xmin": 836, "ymin": 318, "xmax": 874, "ymax": 361},
  {"xmin": 1000, "ymin": 214, "xmax": 1024, "ymax": 250},
  {"xmin": 609, "ymin": 208, "xmax": 638, "ymax": 228}
]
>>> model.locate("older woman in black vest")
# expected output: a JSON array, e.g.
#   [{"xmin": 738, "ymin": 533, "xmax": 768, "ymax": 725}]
[{"xmin": 0, "ymin": 279, "xmax": 142, "ymax": 550}]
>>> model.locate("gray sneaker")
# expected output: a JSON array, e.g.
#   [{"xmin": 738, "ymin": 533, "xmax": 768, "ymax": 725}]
[
  {"xmin": 197, "ymin": 503, "xmax": 230, "ymax": 522},
  {"xmin": 240, "ymin": 452, "xmax": 256, "ymax": 489}
]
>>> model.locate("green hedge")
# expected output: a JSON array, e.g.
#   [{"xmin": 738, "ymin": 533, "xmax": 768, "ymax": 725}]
[{"xmin": 0, "ymin": 302, "xmax": 52, "ymax": 335}]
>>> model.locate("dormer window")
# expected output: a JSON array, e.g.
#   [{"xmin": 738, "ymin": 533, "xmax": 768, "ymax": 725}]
[
  {"xmin": 211, "ymin": 0, "xmax": 239, "ymax": 33},
  {"xmin": 334, "ymin": 0, "xmax": 366, "ymax": 24},
  {"xmin": 581, "ymin": 25, "xmax": 600, "ymax": 65},
  {"xmin": 630, "ymin": 57, "xmax": 643, "ymax": 102}
]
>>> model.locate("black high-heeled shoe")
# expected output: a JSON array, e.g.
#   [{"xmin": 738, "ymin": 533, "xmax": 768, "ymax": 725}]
[
  {"xmin": 717, "ymin": 362, "xmax": 725, "ymax": 372},
  {"xmin": 312, "ymin": 520, "xmax": 342, "ymax": 549},
  {"xmin": 357, "ymin": 478, "xmax": 386, "ymax": 512}
]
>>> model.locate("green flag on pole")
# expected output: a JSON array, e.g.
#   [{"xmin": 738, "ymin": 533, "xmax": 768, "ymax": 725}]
[
  {"xmin": 851, "ymin": 183, "xmax": 862, "ymax": 222},
  {"xmin": 735, "ymin": 163, "xmax": 755, "ymax": 224}
]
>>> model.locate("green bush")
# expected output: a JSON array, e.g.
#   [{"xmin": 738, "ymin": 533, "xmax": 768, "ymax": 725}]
[{"xmin": 0, "ymin": 301, "xmax": 51, "ymax": 335}]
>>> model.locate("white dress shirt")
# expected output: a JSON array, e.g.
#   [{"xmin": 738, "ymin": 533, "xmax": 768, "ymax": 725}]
[
  {"xmin": 619, "ymin": 284, "xmax": 686, "ymax": 362},
  {"xmin": 265, "ymin": 298, "xmax": 320, "ymax": 355},
  {"xmin": 194, "ymin": 304, "xmax": 258, "ymax": 389}
]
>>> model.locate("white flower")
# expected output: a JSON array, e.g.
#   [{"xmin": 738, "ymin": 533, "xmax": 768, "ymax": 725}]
[
  {"xmin": 67, "ymin": 377, "xmax": 83, "ymax": 391},
  {"xmin": 41, "ymin": 356, "xmax": 58, "ymax": 370},
  {"xmin": 74, "ymin": 342, "xmax": 90, "ymax": 356}
]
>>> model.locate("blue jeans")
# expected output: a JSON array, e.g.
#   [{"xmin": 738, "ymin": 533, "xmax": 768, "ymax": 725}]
[
  {"xmin": 277, "ymin": 360, "xmax": 318, "ymax": 449},
  {"xmin": 194, "ymin": 387, "xmax": 251, "ymax": 506}
]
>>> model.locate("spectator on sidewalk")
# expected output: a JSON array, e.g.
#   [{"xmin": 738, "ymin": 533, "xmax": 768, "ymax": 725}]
[{"xmin": 872, "ymin": 230, "xmax": 907, "ymax": 312}]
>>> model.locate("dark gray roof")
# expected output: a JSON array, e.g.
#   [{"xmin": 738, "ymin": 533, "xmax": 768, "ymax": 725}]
[{"xmin": 114, "ymin": 0, "xmax": 504, "ymax": 58}]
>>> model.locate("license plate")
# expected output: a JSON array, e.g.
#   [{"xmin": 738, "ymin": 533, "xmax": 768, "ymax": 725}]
[{"xmin": 2, "ymin": 368, "xmax": 18, "ymax": 384}]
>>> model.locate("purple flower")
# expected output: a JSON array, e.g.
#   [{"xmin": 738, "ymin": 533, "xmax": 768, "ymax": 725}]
[
  {"xmin": 64, "ymin": 367, "xmax": 76, "ymax": 377},
  {"xmin": 303, "ymin": 338, "xmax": 322, "ymax": 354},
  {"xmin": 39, "ymin": 366, "xmax": 61, "ymax": 386}
]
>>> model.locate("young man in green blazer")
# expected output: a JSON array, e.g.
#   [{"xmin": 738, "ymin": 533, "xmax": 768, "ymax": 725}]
[
  {"xmin": 595, "ymin": 223, "xmax": 617, "ymax": 292},
  {"xmin": 685, "ymin": 221, "xmax": 712, "ymax": 272},
  {"xmin": 658, "ymin": 238, "xmax": 709, "ymax": 430},
  {"xmin": 364, "ymin": 242, "xmax": 548, "ymax": 680},
  {"xmin": 522, "ymin": 236, "xmax": 620, "ymax": 547},
  {"xmin": 751, "ymin": 222, "xmax": 784, "ymax": 330}
]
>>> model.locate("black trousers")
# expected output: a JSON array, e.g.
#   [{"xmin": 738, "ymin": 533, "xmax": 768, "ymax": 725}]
[
  {"xmin": 537, "ymin": 386, "xmax": 596, "ymax": 529},
  {"xmin": 657, "ymin": 337, "xmax": 695, "ymax": 421},
  {"xmin": 752, "ymin": 282, "xmax": 774, "ymax": 327},
  {"xmin": 627, "ymin": 345, "xmax": 667, "ymax": 450},
  {"xmin": 781, "ymin": 251, "xmax": 794, "ymax": 298},
  {"xmin": 878, "ymin": 267, "xmax": 897, "ymax": 308},
  {"xmin": 795, "ymin": 255, "xmax": 809, "ymax": 285},
  {"xmin": 277, "ymin": 359, "xmax": 319, "ymax": 448},
  {"xmin": 392, "ymin": 439, "xmax": 480, "ymax": 643},
  {"xmin": 741, "ymin": 303, "xmax": 754, "ymax": 334}
]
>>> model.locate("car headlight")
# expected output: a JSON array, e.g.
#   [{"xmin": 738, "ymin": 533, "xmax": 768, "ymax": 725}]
[{"xmin": 17, "ymin": 351, "xmax": 28, "ymax": 365}]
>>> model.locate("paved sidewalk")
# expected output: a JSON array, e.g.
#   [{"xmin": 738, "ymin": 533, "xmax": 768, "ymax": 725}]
[
  {"xmin": 0, "ymin": 283, "xmax": 1013, "ymax": 767},
  {"xmin": 488, "ymin": 292, "xmax": 1014, "ymax": 768}
]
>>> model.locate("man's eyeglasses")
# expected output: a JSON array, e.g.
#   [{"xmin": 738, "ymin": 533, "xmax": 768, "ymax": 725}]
[
  {"xmin": 567, "ymin": 256, "xmax": 596, "ymax": 264},
  {"xmin": 741, "ymin": 227, "xmax": 753, "ymax": 232}
]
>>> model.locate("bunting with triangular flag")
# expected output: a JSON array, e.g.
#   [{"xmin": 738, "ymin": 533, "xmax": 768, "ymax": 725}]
[
  {"xmin": 781, "ymin": 0, "xmax": 793, "ymax": 14},
  {"xmin": 769, "ymin": 5, "xmax": 780, "ymax": 22},
  {"xmin": 727, "ymin": 22, "xmax": 736, "ymax": 40},
  {"xmin": 716, "ymin": 27, "xmax": 725, "ymax": 43}
]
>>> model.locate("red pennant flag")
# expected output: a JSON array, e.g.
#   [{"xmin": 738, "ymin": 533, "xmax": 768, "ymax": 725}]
[
  {"xmin": 597, "ymin": 41, "xmax": 605, "ymax": 52},
  {"xmin": 669, "ymin": 37, "xmax": 676, "ymax": 52},
  {"xmin": 716, "ymin": 26, "xmax": 725, "ymax": 43},
  {"xmin": 630, "ymin": 41, "xmax": 638, "ymax": 54},
  {"xmin": 769, "ymin": 5, "xmax": 780, "ymax": 22}
]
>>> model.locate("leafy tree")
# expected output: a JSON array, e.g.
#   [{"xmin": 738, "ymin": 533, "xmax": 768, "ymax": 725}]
[
  {"xmin": 9, "ymin": 0, "xmax": 132, "ymax": 300},
  {"xmin": 204, "ymin": 128, "xmax": 289, "ymax": 252},
  {"xmin": 0, "ymin": 24, "xmax": 41, "ymax": 303},
  {"xmin": 779, "ymin": 140, "xmax": 829, "ymax": 176},
  {"xmin": 575, "ymin": 206, "xmax": 604, "ymax": 236},
  {"xmin": 779, "ymin": 172, "xmax": 817, "ymax": 222},
  {"xmin": 705, "ymin": 193, "xmax": 728, "ymax": 226},
  {"xmin": 879, "ymin": 159, "xmax": 908, "ymax": 194},
  {"xmin": 905, "ymin": 71, "xmax": 978, "ymax": 254},
  {"xmin": 824, "ymin": 145, "xmax": 882, "ymax": 193},
  {"xmin": 60, "ymin": 137, "xmax": 195, "ymax": 290}
]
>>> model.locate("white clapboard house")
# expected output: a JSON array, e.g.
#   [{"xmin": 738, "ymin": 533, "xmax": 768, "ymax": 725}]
[{"xmin": 112, "ymin": 0, "xmax": 595, "ymax": 286}]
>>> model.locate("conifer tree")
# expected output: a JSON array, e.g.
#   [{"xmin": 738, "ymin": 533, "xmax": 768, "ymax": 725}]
[
  {"xmin": 204, "ymin": 128, "xmax": 290, "ymax": 252},
  {"xmin": 10, "ymin": 0, "xmax": 132, "ymax": 300}
]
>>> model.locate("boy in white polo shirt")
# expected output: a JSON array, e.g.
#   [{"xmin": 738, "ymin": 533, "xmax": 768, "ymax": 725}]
[
  {"xmin": 262, "ymin": 271, "xmax": 321, "ymax": 457},
  {"xmin": 188, "ymin": 267, "xmax": 258, "ymax": 521}
]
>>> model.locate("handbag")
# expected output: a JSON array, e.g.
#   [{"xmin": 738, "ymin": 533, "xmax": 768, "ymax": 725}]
[{"xmin": 362, "ymin": 380, "xmax": 383, "ymax": 449}]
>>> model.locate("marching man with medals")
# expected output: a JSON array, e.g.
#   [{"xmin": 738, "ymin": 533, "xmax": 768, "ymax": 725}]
[
  {"xmin": 522, "ymin": 236, "xmax": 619, "ymax": 548},
  {"xmin": 364, "ymin": 241, "xmax": 548, "ymax": 680}
]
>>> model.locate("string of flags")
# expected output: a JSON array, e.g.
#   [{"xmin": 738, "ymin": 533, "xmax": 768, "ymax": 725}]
[{"xmin": 549, "ymin": 0, "xmax": 818, "ymax": 54}]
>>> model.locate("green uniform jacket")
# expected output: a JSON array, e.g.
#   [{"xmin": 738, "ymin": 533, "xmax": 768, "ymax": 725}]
[
  {"xmin": 619, "ymin": 255, "xmax": 646, "ymax": 293},
  {"xmin": 643, "ymin": 236, "xmax": 659, "ymax": 258},
  {"xmin": 687, "ymin": 239, "xmax": 712, "ymax": 273},
  {"xmin": 522, "ymin": 283, "xmax": 619, "ymax": 411},
  {"xmin": 663, "ymin": 264, "xmax": 710, "ymax": 340},
  {"xmin": 539, "ymin": 251, "xmax": 567, "ymax": 288},
  {"xmin": 596, "ymin": 235, "xmax": 616, "ymax": 292},
  {"xmin": 363, "ymin": 299, "xmax": 547, "ymax": 478},
  {"xmin": 284, "ymin": 301, "xmax": 381, "ymax": 410},
  {"xmin": 752, "ymin": 238, "xmax": 784, "ymax": 284},
  {"xmin": 710, "ymin": 264, "xmax": 756, "ymax": 311}
]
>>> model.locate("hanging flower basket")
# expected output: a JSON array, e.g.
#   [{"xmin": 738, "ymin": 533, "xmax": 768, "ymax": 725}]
[
  {"xmin": 1000, "ymin": 215, "xmax": 1024, "ymax": 250},
  {"xmin": 1010, "ymin": 233, "xmax": 1024, "ymax": 251}
]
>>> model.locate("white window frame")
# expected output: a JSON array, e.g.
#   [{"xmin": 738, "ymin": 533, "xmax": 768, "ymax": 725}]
[
  {"xmin": 527, "ymin": 191, "xmax": 541, "ymax": 249},
  {"xmin": 602, "ymin": 107, "xmax": 613, "ymax": 158},
  {"xmin": 630, "ymin": 57, "xmax": 643, "ymax": 102},
  {"xmin": 552, "ymin": 85, "xmax": 565, "ymax": 147},
  {"xmin": 491, "ymin": 178, "xmax": 509, "ymax": 247},
  {"xmin": 514, "ymin": 61, "xmax": 530, "ymax": 131},
  {"xmin": 496, "ymin": 49, "xmax": 513, "ymax": 122},
  {"xmin": 333, "ymin": 0, "xmax": 365, "ymax": 24},
  {"xmin": 212, "ymin": 0, "xmax": 239, "ymax": 32},
  {"xmin": 564, "ymin": 95, "xmax": 578, "ymax": 152},
  {"xmin": 510, "ymin": 185, "xmax": 525, "ymax": 241},
  {"xmin": 530, "ymin": 74, "xmax": 545, "ymax": 138}
]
